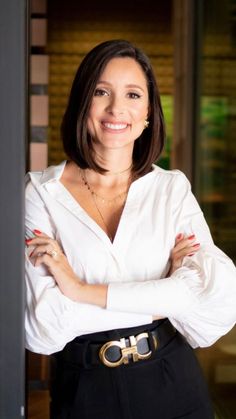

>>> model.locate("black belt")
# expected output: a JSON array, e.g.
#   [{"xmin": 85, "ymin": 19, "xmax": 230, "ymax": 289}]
[{"xmin": 60, "ymin": 319, "xmax": 176, "ymax": 368}]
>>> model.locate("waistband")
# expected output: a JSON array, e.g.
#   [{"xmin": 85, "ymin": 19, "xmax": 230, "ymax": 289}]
[{"xmin": 58, "ymin": 319, "xmax": 177, "ymax": 369}]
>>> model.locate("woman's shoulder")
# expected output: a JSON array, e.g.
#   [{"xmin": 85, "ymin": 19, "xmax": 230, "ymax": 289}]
[
  {"xmin": 151, "ymin": 164, "xmax": 191, "ymax": 190},
  {"xmin": 25, "ymin": 160, "xmax": 67, "ymax": 188},
  {"xmin": 25, "ymin": 161, "xmax": 67, "ymax": 204}
]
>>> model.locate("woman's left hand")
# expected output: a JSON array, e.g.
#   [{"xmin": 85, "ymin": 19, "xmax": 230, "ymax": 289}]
[
  {"xmin": 168, "ymin": 233, "xmax": 200, "ymax": 276},
  {"xmin": 25, "ymin": 230, "xmax": 82, "ymax": 301}
]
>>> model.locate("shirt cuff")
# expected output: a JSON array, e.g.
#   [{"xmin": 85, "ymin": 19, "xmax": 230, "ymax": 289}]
[{"xmin": 107, "ymin": 267, "xmax": 200, "ymax": 318}]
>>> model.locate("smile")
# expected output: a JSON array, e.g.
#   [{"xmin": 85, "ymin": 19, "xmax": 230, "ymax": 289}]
[{"xmin": 102, "ymin": 122, "xmax": 128, "ymax": 130}]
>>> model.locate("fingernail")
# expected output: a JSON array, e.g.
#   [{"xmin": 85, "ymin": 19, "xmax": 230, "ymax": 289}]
[
  {"xmin": 29, "ymin": 250, "xmax": 34, "ymax": 257},
  {"xmin": 188, "ymin": 234, "xmax": 195, "ymax": 240},
  {"xmin": 193, "ymin": 243, "xmax": 200, "ymax": 247},
  {"xmin": 176, "ymin": 233, "xmax": 182, "ymax": 239},
  {"xmin": 34, "ymin": 229, "xmax": 42, "ymax": 235},
  {"xmin": 25, "ymin": 239, "xmax": 32, "ymax": 244},
  {"xmin": 187, "ymin": 253, "xmax": 194, "ymax": 256}
]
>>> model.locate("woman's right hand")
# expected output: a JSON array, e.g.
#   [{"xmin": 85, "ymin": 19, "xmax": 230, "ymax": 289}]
[{"xmin": 168, "ymin": 234, "xmax": 200, "ymax": 276}]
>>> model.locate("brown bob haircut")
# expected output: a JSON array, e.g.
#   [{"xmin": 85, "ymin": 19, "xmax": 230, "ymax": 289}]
[{"xmin": 61, "ymin": 39, "xmax": 165, "ymax": 176}]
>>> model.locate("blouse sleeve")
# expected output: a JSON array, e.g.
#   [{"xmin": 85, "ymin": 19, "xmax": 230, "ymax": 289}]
[
  {"xmin": 25, "ymin": 176, "xmax": 152, "ymax": 355},
  {"xmin": 107, "ymin": 171, "xmax": 236, "ymax": 348}
]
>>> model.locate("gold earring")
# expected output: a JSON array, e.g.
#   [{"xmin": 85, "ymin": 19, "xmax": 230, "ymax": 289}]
[{"xmin": 144, "ymin": 119, "xmax": 149, "ymax": 128}]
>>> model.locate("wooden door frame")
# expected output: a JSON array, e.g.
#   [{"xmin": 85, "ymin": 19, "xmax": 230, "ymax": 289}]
[{"xmin": 172, "ymin": 0, "xmax": 203, "ymax": 186}]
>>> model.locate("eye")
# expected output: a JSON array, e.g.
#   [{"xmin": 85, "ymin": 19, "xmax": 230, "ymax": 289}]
[
  {"xmin": 127, "ymin": 92, "xmax": 141, "ymax": 99},
  {"xmin": 94, "ymin": 88, "xmax": 109, "ymax": 97}
]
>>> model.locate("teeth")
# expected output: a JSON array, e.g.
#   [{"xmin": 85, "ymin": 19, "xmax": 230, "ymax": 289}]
[{"xmin": 103, "ymin": 122, "xmax": 127, "ymax": 130}]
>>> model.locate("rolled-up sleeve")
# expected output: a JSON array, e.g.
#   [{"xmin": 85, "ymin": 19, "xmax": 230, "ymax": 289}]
[{"xmin": 107, "ymin": 172, "xmax": 236, "ymax": 348}]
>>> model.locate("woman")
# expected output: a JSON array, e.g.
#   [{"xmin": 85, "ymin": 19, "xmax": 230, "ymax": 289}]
[{"xmin": 25, "ymin": 40, "xmax": 236, "ymax": 418}]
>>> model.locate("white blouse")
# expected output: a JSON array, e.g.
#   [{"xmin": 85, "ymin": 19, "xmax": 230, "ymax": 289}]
[{"xmin": 25, "ymin": 160, "xmax": 236, "ymax": 355}]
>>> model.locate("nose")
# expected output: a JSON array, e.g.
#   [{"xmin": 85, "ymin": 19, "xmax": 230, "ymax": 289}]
[{"xmin": 106, "ymin": 95, "xmax": 125, "ymax": 116}]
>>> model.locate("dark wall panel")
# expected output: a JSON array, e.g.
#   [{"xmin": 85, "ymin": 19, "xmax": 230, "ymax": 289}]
[{"xmin": 0, "ymin": 0, "xmax": 28, "ymax": 417}]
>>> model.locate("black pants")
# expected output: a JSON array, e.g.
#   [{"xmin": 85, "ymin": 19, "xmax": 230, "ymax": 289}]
[{"xmin": 50, "ymin": 321, "xmax": 214, "ymax": 419}]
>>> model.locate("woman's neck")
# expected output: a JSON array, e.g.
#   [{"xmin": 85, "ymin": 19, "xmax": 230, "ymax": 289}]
[
  {"xmin": 86, "ymin": 147, "xmax": 133, "ymax": 187},
  {"xmin": 93, "ymin": 147, "xmax": 133, "ymax": 175},
  {"xmin": 86, "ymin": 166, "xmax": 133, "ymax": 189}
]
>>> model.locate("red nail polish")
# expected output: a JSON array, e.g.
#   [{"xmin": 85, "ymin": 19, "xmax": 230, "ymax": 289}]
[
  {"xmin": 34, "ymin": 229, "xmax": 42, "ymax": 235},
  {"xmin": 29, "ymin": 250, "xmax": 34, "ymax": 257},
  {"xmin": 25, "ymin": 239, "xmax": 32, "ymax": 244},
  {"xmin": 188, "ymin": 235, "xmax": 195, "ymax": 240},
  {"xmin": 176, "ymin": 233, "xmax": 182, "ymax": 239},
  {"xmin": 193, "ymin": 243, "xmax": 200, "ymax": 247},
  {"xmin": 187, "ymin": 253, "xmax": 194, "ymax": 256}
]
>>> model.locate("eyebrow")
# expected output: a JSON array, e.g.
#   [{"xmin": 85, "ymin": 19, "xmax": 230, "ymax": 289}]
[{"xmin": 97, "ymin": 81, "xmax": 146, "ymax": 93}]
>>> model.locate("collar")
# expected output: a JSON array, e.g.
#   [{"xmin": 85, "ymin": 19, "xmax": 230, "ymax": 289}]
[
  {"xmin": 38, "ymin": 160, "xmax": 67, "ymax": 185},
  {"xmin": 38, "ymin": 160, "xmax": 164, "ymax": 187}
]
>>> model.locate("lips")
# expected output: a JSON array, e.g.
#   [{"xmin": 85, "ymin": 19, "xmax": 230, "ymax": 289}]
[{"xmin": 102, "ymin": 121, "xmax": 129, "ymax": 130}]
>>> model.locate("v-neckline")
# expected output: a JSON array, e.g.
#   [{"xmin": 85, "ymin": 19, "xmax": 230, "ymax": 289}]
[
  {"xmin": 46, "ymin": 160, "xmax": 157, "ymax": 247},
  {"xmin": 56, "ymin": 178, "xmax": 135, "ymax": 246},
  {"xmin": 57, "ymin": 161, "xmax": 138, "ymax": 246}
]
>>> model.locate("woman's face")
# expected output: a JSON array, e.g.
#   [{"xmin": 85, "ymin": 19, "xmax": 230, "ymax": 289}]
[{"xmin": 87, "ymin": 57, "xmax": 149, "ymax": 153}]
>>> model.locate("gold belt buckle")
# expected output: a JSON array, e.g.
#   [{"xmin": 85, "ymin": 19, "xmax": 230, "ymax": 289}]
[{"xmin": 99, "ymin": 332, "xmax": 153, "ymax": 368}]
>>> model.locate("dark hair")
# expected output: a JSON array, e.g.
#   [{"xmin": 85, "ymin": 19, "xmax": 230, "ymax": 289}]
[{"xmin": 61, "ymin": 39, "xmax": 165, "ymax": 176}]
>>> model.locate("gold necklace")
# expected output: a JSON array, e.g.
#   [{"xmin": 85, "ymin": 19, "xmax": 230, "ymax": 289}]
[
  {"xmin": 90, "ymin": 192, "xmax": 116, "ymax": 242},
  {"xmin": 80, "ymin": 169, "xmax": 132, "ymax": 241},
  {"xmin": 80, "ymin": 170, "xmax": 131, "ymax": 206}
]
